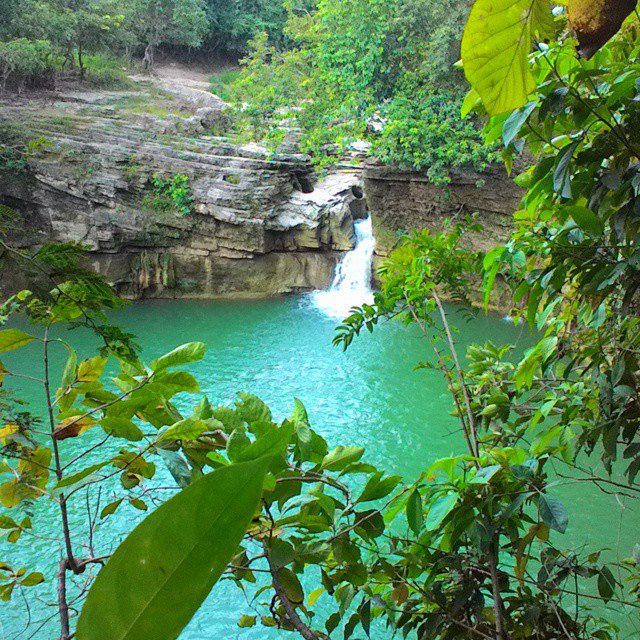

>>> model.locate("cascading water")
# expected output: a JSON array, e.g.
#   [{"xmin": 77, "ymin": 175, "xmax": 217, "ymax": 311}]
[{"xmin": 311, "ymin": 216, "xmax": 376, "ymax": 318}]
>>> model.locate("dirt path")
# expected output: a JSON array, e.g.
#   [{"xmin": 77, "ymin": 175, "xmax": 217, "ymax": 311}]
[
  {"xmin": 129, "ymin": 61, "xmax": 235, "ymax": 109},
  {"xmin": 154, "ymin": 61, "xmax": 215, "ymax": 91}
]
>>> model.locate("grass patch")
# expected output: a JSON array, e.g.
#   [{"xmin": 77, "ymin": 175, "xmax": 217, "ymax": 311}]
[
  {"xmin": 81, "ymin": 54, "xmax": 135, "ymax": 89},
  {"xmin": 208, "ymin": 69, "xmax": 240, "ymax": 102}
]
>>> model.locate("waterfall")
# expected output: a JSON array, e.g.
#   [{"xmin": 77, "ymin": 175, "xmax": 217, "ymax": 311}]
[{"xmin": 311, "ymin": 216, "xmax": 376, "ymax": 319}]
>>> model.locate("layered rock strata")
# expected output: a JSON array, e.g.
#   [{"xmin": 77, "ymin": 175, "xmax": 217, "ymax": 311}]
[{"xmin": 0, "ymin": 86, "xmax": 365, "ymax": 298}]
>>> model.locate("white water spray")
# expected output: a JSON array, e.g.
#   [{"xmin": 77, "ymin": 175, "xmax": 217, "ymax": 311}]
[{"xmin": 311, "ymin": 216, "xmax": 376, "ymax": 319}]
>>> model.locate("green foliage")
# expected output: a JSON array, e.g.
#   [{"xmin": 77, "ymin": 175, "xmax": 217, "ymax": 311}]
[
  {"xmin": 371, "ymin": 83, "xmax": 496, "ymax": 182},
  {"xmin": 128, "ymin": 0, "xmax": 209, "ymax": 66},
  {"xmin": 145, "ymin": 173, "xmax": 195, "ymax": 216},
  {"xmin": 208, "ymin": 69, "xmax": 240, "ymax": 102},
  {"xmin": 0, "ymin": 38, "xmax": 60, "ymax": 90},
  {"xmin": 80, "ymin": 53, "xmax": 132, "ymax": 87},
  {"xmin": 203, "ymin": 0, "xmax": 289, "ymax": 54},
  {"xmin": 324, "ymin": 13, "xmax": 640, "ymax": 640},
  {"xmin": 477, "ymin": 23, "xmax": 640, "ymax": 482},
  {"xmin": 0, "ymin": 0, "xmax": 138, "ymax": 89},
  {"xmin": 461, "ymin": 0, "xmax": 636, "ymax": 116},
  {"xmin": 0, "ymin": 125, "xmax": 53, "ymax": 172},
  {"xmin": 0, "ymin": 0, "xmax": 206, "ymax": 80},
  {"xmin": 77, "ymin": 458, "xmax": 270, "ymax": 640},
  {"xmin": 229, "ymin": 0, "xmax": 493, "ymax": 179}
]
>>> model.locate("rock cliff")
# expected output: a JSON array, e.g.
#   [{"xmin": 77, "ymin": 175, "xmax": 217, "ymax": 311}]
[
  {"xmin": 363, "ymin": 162, "xmax": 523, "ymax": 257},
  {"xmin": 0, "ymin": 80, "xmax": 523, "ymax": 302},
  {"xmin": 0, "ymin": 83, "xmax": 364, "ymax": 298},
  {"xmin": 362, "ymin": 162, "xmax": 523, "ymax": 310}
]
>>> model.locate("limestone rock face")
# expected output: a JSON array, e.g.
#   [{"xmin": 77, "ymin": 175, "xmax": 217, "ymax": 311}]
[
  {"xmin": 0, "ymin": 82, "xmax": 523, "ymax": 303},
  {"xmin": 0, "ymin": 87, "xmax": 365, "ymax": 298},
  {"xmin": 363, "ymin": 162, "xmax": 523, "ymax": 257},
  {"xmin": 363, "ymin": 162, "xmax": 523, "ymax": 311}
]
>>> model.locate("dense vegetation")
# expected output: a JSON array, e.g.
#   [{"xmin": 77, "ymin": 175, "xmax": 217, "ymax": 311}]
[
  {"xmin": 0, "ymin": 0, "xmax": 288, "ymax": 89},
  {"xmin": 226, "ymin": 0, "xmax": 493, "ymax": 180},
  {"xmin": 0, "ymin": 0, "xmax": 493, "ymax": 181},
  {"xmin": 1, "ymin": 2, "xmax": 640, "ymax": 640}
]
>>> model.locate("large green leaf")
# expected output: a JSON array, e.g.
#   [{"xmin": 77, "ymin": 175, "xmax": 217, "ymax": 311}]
[
  {"xmin": 101, "ymin": 417, "xmax": 144, "ymax": 441},
  {"xmin": 320, "ymin": 446, "xmax": 364, "ymax": 471},
  {"xmin": 0, "ymin": 329, "xmax": 35, "ymax": 353},
  {"xmin": 238, "ymin": 423, "xmax": 294, "ymax": 462},
  {"xmin": 538, "ymin": 494, "xmax": 568, "ymax": 533},
  {"xmin": 157, "ymin": 417, "xmax": 209, "ymax": 442},
  {"xmin": 425, "ymin": 493, "xmax": 458, "ymax": 530},
  {"xmin": 76, "ymin": 458, "xmax": 269, "ymax": 640},
  {"xmin": 406, "ymin": 489, "xmax": 423, "ymax": 536},
  {"xmin": 149, "ymin": 342, "xmax": 205, "ymax": 372},
  {"xmin": 565, "ymin": 205, "xmax": 604, "ymax": 236},
  {"xmin": 461, "ymin": 0, "xmax": 554, "ymax": 115},
  {"xmin": 597, "ymin": 566, "xmax": 616, "ymax": 602},
  {"xmin": 356, "ymin": 472, "xmax": 402, "ymax": 504}
]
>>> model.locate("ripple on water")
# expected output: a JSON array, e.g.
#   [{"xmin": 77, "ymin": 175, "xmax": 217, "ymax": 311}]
[{"xmin": 1, "ymin": 297, "xmax": 638, "ymax": 638}]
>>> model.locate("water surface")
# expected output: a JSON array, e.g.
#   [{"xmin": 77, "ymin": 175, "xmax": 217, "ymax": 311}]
[{"xmin": 1, "ymin": 297, "xmax": 638, "ymax": 638}]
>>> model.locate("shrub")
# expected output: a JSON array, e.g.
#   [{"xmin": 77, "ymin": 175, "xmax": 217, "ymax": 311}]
[
  {"xmin": 0, "ymin": 39, "xmax": 61, "ymax": 92},
  {"xmin": 81, "ymin": 53, "xmax": 133, "ymax": 88},
  {"xmin": 145, "ymin": 173, "xmax": 195, "ymax": 216},
  {"xmin": 371, "ymin": 84, "xmax": 498, "ymax": 184},
  {"xmin": 208, "ymin": 69, "xmax": 241, "ymax": 102},
  {"xmin": 0, "ymin": 124, "xmax": 53, "ymax": 172}
]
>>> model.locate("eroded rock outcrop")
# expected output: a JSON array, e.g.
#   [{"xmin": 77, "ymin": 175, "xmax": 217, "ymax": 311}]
[
  {"xmin": 0, "ymin": 80, "xmax": 525, "ymax": 302},
  {"xmin": 364, "ymin": 161, "xmax": 523, "ymax": 257},
  {"xmin": 363, "ymin": 161, "xmax": 524, "ymax": 310},
  {"xmin": 0, "ymin": 85, "xmax": 366, "ymax": 298}
]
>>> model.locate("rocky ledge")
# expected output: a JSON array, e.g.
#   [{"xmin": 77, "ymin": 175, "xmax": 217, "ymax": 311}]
[
  {"xmin": 363, "ymin": 161, "xmax": 523, "ymax": 257},
  {"xmin": 0, "ymin": 83, "xmax": 365, "ymax": 298}
]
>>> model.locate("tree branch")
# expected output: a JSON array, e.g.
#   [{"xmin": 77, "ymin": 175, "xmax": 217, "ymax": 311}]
[{"xmin": 263, "ymin": 543, "xmax": 321, "ymax": 640}]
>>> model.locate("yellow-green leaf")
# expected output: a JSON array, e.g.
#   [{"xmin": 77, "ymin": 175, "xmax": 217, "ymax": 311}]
[
  {"xmin": 101, "ymin": 417, "xmax": 144, "ymax": 441},
  {"xmin": 77, "ymin": 356, "xmax": 107, "ymax": 383},
  {"xmin": 54, "ymin": 415, "xmax": 97, "ymax": 440},
  {"xmin": 157, "ymin": 417, "xmax": 208, "ymax": 442},
  {"xmin": 307, "ymin": 587, "xmax": 325, "ymax": 607},
  {"xmin": 461, "ymin": 0, "xmax": 554, "ymax": 115},
  {"xmin": 320, "ymin": 446, "xmax": 364, "ymax": 471},
  {"xmin": 149, "ymin": 342, "xmax": 205, "ymax": 372},
  {"xmin": 0, "ymin": 480, "xmax": 19, "ymax": 508},
  {"xmin": 0, "ymin": 423, "xmax": 19, "ymax": 445},
  {"xmin": 237, "ymin": 614, "xmax": 256, "ymax": 628},
  {"xmin": 0, "ymin": 329, "xmax": 35, "ymax": 353}
]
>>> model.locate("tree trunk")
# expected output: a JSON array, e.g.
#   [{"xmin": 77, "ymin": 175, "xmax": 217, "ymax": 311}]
[
  {"xmin": 63, "ymin": 42, "xmax": 75, "ymax": 70},
  {"xmin": 142, "ymin": 44, "xmax": 155, "ymax": 71},
  {"xmin": 78, "ymin": 44, "xmax": 85, "ymax": 80}
]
